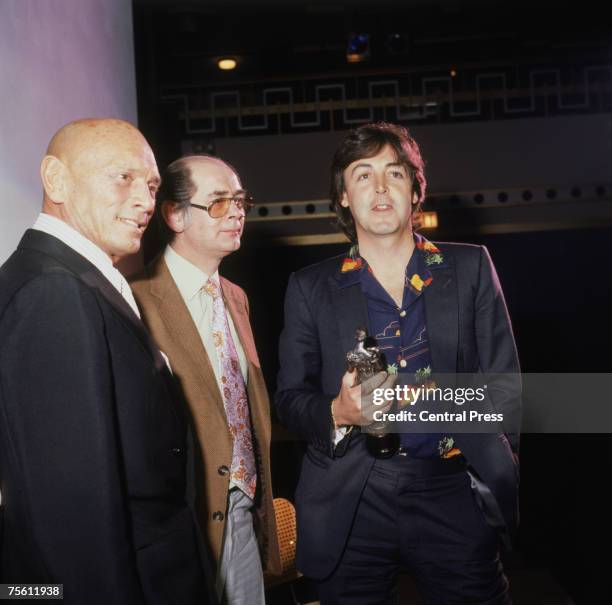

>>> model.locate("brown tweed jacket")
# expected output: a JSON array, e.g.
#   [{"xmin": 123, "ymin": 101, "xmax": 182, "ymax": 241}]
[{"xmin": 130, "ymin": 254, "xmax": 281, "ymax": 576}]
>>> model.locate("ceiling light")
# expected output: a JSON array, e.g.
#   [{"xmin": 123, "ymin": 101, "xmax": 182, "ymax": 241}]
[{"xmin": 218, "ymin": 58, "xmax": 237, "ymax": 71}]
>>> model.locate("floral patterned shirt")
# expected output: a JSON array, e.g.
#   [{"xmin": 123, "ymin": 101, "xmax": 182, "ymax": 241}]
[{"xmin": 341, "ymin": 233, "xmax": 461, "ymax": 459}]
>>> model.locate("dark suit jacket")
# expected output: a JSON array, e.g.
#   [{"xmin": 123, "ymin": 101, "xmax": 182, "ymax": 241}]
[
  {"xmin": 275, "ymin": 242, "xmax": 521, "ymax": 580},
  {"xmin": 0, "ymin": 230, "xmax": 212, "ymax": 604}
]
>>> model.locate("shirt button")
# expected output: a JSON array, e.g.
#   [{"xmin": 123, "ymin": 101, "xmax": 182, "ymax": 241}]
[
  {"xmin": 399, "ymin": 310, "xmax": 406, "ymax": 317},
  {"xmin": 212, "ymin": 511, "xmax": 225, "ymax": 521},
  {"xmin": 170, "ymin": 447, "xmax": 184, "ymax": 456},
  {"xmin": 399, "ymin": 359, "xmax": 407, "ymax": 368},
  {"xmin": 218, "ymin": 465, "xmax": 230, "ymax": 476}
]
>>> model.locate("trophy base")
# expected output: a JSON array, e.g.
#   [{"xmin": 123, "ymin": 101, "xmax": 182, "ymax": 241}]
[{"xmin": 365, "ymin": 433, "xmax": 400, "ymax": 459}]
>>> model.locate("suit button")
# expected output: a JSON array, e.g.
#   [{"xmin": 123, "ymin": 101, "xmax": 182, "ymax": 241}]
[
  {"xmin": 212, "ymin": 511, "xmax": 224, "ymax": 521},
  {"xmin": 218, "ymin": 465, "xmax": 230, "ymax": 476},
  {"xmin": 170, "ymin": 447, "xmax": 184, "ymax": 456}
]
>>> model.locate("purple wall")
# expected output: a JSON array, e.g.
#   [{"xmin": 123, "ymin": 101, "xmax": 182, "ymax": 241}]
[{"xmin": 0, "ymin": 0, "xmax": 138, "ymax": 263}]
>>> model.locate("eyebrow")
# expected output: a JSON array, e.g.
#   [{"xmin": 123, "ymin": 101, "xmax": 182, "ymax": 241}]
[
  {"xmin": 350, "ymin": 161, "xmax": 405, "ymax": 176},
  {"xmin": 116, "ymin": 166, "xmax": 162, "ymax": 186},
  {"xmin": 207, "ymin": 188, "xmax": 246, "ymax": 197}
]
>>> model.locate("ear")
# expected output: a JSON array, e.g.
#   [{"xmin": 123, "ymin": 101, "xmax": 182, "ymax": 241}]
[
  {"xmin": 40, "ymin": 155, "xmax": 68, "ymax": 204},
  {"xmin": 161, "ymin": 200, "xmax": 188, "ymax": 234},
  {"xmin": 340, "ymin": 190, "xmax": 350, "ymax": 208},
  {"xmin": 411, "ymin": 190, "xmax": 419, "ymax": 205}
]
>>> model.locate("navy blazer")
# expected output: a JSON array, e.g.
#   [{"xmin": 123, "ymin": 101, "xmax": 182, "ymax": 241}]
[
  {"xmin": 276, "ymin": 241, "xmax": 520, "ymax": 580},
  {"xmin": 0, "ymin": 230, "xmax": 213, "ymax": 604}
]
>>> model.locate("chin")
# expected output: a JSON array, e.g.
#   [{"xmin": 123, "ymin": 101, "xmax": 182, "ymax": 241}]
[
  {"xmin": 219, "ymin": 242, "xmax": 240, "ymax": 255},
  {"xmin": 115, "ymin": 241, "xmax": 141, "ymax": 258},
  {"xmin": 370, "ymin": 224, "xmax": 400, "ymax": 236}
]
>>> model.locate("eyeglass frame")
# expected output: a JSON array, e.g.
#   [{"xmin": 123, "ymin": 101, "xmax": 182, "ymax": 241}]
[{"xmin": 189, "ymin": 193, "xmax": 254, "ymax": 218}]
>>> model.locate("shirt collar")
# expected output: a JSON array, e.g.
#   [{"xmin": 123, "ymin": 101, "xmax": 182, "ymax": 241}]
[
  {"xmin": 164, "ymin": 244, "xmax": 219, "ymax": 302},
  {"xmin": 406, "ymin": 233, "xmax": 433, "ymax": 295},
  {"xmin": 337, "ymin": 232, "xmax": 444, "ymax": 292},
  {"xmin": 414, "ymin": 232, "xmax": 446, "ymax": 269},
  {"xmin": 336, "ymin": 243, "xmax": 364, "ymax": 288},
  {"xmin": 31, "ymin": 212, "xmax": 127, "ymax": 297},
  {"xmin": 32, "ymin": 212, "xmax": 114, "ymax": 271}
]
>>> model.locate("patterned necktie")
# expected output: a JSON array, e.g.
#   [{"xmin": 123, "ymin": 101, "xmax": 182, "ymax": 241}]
[{"xmin": 203, "ymin": 278, "xmax": 257, "ymax": 499}]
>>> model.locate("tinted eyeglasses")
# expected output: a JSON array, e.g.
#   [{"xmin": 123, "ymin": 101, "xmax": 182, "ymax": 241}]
[{"xmin": 189, "ymin": 194, "xmax": 254, "ymax": 219}]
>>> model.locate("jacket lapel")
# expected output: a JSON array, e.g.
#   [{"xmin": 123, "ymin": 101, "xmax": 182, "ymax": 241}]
[
  {"xmin": 328, "ymin": 269, "xmax": 370, "ymax": 356},
  {"xmin": 19, "ymin": 230, "xmax": 163, "ymax": 368},
  {"xmin": 221, "ymin": 278, "xmax": 260, "ymax": 369},
  {"xmin": 423, "ymin": 263, "xmax": 458, "ymax": 373},
  {"xmin": 147, "ymin": 255, "xmax": 226, "ymax": 415}
]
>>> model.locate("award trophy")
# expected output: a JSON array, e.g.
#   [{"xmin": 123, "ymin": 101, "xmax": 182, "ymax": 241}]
[{"xmin": 346, "ymin": 328, "xmax": 400, "ymax": 459}]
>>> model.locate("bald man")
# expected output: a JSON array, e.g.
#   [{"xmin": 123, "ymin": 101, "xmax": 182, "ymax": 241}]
[
  {"xmin": 130, "ymin": 156, "xmax": 281, "ymax": 605},
  {"xmin": 0, "ymin": 119, "xmax": 214, "ymax": 604}
]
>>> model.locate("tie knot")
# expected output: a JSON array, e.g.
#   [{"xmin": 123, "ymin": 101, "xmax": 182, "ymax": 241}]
[{"xmin": 203, "ymin": 278, "xmax": 221, "ymax": 299}]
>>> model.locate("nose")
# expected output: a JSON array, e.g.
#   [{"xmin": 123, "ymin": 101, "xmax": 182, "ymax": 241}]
[
  {"xmin": 374, "ymin": 175, "xmax": 388, "ymax": 194},
  {"xmin": 132, "ymin": 180, "xmax": 156, "ymax": 214},
  {"xmin": 226, "ymin": 198, "xmax": 245, "ymax": 219}
]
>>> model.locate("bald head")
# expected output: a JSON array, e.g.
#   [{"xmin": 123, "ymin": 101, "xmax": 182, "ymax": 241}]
[
  {"xmin": 184, "ymin": 154, "xmax": 234, "ymax": 171},
  {"xmin": 40, "ymin": 118, "xmax": 160, "ymax": 262},
  {"xmin": 45, "ymin": 118, "xmax": 149, "ymax": 168}
]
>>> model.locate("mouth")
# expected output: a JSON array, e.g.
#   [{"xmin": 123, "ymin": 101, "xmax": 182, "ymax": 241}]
[
  {"xmin": 118, "ymin": 217, "xmax": 148, "ymax": 232},
  {"xmin": 221, "ymin": 224, "xmax": 243, "ymax": 235},
  {"xmin": 371, "ymin": 203, "xmax": 393, "ymax": 211}
]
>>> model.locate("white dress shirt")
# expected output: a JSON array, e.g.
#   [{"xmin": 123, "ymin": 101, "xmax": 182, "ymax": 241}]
[
  {"xmin": 31, "ymin": 213, "xmax": 141, "ymax": 318},
  {"xmin": 163, "ymin": 244, "xmax": 248, "ymax": 390}
]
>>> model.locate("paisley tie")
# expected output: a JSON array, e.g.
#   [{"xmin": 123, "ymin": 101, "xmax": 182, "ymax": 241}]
[{"xmin": 204, "ymin": 278, "xmax": 257, "ymax": 499}]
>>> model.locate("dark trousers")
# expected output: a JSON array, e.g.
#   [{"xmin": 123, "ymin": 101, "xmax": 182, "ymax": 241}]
[{"xmin": 317, "ymin": 455, "xmax": 511, "ymax": 605}]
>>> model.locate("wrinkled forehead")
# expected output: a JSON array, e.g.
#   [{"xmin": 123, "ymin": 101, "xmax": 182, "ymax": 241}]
[{"xmin": 69, "ymin": 126, "xmax": 158, "ymax": 173}]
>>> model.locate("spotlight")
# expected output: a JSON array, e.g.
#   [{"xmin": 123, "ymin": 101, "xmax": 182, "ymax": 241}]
[
  {"xmin": 217, "ymin": 57, "xmax": 237, "ymax": 71},
  {"xmin": 346, "ymin": 33, "xmax": 370, "ymax": 63},
  {"xmin": 386, "ymin": 33, "xmax": 409, "ymax": 54}
]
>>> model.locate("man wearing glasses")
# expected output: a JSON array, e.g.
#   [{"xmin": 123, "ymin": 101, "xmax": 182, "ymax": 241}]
[{"xmin": 131, "ymin": 155, "xmax": 280, "ymax": 605}]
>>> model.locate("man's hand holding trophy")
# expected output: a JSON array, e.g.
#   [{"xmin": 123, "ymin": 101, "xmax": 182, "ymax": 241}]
[{"xmin": 331, "ymin": 328, "xmax": 400, "ymax": 458}]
